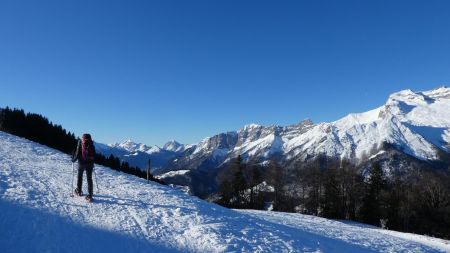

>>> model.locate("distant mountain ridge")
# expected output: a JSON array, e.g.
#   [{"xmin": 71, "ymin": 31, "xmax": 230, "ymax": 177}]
[
  {"xmin": 94, "ymin": 139, "xmax": 187, "ymax": 171},
  {"xmin": 97, "ymin": 87, "xmax": 450, "ymax": 194},
  {"xmin": 163, "ymin": 87, "xmax": 449, "ymax": 171}
]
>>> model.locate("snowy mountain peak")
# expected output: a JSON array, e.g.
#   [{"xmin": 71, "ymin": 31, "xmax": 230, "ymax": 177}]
[
  {"xmin": 423, "ymin": 86, "xmax": 450, "ymax": 99},
  {"xmin": 387, "ymin": 89, "xmax": 434, "ymax": 107},
  {"xmin": 296, "ymin": 118, "xmax": 314, "ymax": 126},
  {"xmin": 329, "ymin": 87, "xmax": 450, "ymax": 161},
  {"xmin": 163, "ymin": 140, "xmax": 185, "ymax": 152},
  {"xmin": 108, "ymin": 139, "xmax": 188, "ymax": 154},
  {"xmin": 242, "ymin": 123, "xmax": 263, "ymax": 131},
  {"xmin": 146, "ymin": 145, "xmax": 161, "ymax": 153},
  {"xmin": 110, "ymin": 139, "xmax": 150, "ymax": 153}
]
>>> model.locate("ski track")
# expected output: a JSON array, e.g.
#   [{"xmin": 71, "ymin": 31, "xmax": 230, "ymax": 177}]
[{"xmin": 0, "ymin": 131, "xmax": 449, "ymax": 253}]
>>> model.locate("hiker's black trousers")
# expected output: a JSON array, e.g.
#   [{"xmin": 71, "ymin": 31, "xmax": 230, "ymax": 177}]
[{"xmin": 77, "ymin": 163, "xmax": 94, "ymax": 197}]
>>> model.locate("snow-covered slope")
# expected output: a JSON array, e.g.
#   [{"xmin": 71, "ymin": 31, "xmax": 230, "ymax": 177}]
[
  {"xmin": 1, "ymin": 131, "xmax": 449, "ymax": 252},
  {"xmin": 290, "ymin": 87, "xmax": 450, "ymax": 161}
]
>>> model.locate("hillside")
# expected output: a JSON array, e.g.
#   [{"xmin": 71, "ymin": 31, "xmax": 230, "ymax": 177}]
[{"xmin": 1, "ymin": 131, "xmax": 449, "ymax": 252}]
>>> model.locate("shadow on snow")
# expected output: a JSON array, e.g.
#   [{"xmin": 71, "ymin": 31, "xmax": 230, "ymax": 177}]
[{"xmin": 0, "ymin": 199, "xmax": 179, "ymax": 253}]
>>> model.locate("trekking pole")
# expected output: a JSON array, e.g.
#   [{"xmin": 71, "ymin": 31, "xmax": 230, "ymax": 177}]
[
  {"xmin": 93, "ymin": 166, "xmax": 99, "ymax": 193},
  {"xmin": 70, "ymin": 162, "xmax": 75, "ymax": 197}
]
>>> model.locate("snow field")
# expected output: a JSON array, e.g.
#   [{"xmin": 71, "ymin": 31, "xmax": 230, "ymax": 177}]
[{"xmin": 1, "ymin": 131, "xmax": 449, "ymax": 253}]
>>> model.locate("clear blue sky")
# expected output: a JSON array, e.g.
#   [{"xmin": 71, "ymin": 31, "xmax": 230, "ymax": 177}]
[{"xmin": 1, "ymin": 0, "xmax": 450, "ymax": 146}]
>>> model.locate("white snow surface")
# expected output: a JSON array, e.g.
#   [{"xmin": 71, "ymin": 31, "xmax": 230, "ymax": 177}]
[
  {"xmin": 1, "ymin": 131, "xmax": 449, "ymax": 253},
  {"xmin": 156, "ymin": 170, "xmax": 190, "ymax": 179}
]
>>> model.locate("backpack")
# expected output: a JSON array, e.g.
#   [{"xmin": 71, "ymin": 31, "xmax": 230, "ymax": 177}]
[{"xmin": 81, "ymin": 140, "xmax": 95, "ymax": 162}]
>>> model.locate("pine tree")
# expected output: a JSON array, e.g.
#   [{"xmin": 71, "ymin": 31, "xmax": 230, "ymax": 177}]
[
  {"xmin": 322, "ymin": 167, "xmax": 341, "ymax": 218},
  {"xmin": 266, "ymin": 160, "xmax": 285, "ymax": 211},
  {"xmin": 385, "ymin": 174, "xmax": 404, "ymax": 230},
  {"xmin": 218, "ymin": 179, "xmax": 233, "ymax": 207},
  {"xmin": 250, "ymin": 166, "xmax": 263, "ymax": 208},
  {"xmin": 231, "ymin": 155, "xmax": 247, "ymax": 208},
  {"xmin": 302, "ymin": 163, "xmax": 323, "ymax": 215},
  {"xmin": 360, "ymin": 163, "xmax": 386, "ymax": 226},
  {"xmin": 344, "ymin": 165, "xmax": 364, "ymax": 220}
]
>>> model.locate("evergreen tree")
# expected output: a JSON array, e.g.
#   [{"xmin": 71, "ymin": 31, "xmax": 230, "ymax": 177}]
[
  {"xmin": 231, "ymin": 155, "xmax": 247, "ymax": 208},
  {"xmin": 218, "ymin": 179, "xmax": 233, "ymax": 207},
  {"xmin": 385, "ymin": 174, "xmax": 404, "ymax": 230},
  {"xmin": 322, "ymin": 167, "xmax": 342, "ymax": 218},
  {"xmin": 250, "ymin": 166, "xmax": 264, "ymax": 209},
  {"xmin": 302, "ymin": 163, "xmax": 323, "ymax": 215},
  {"xmin": 266, "ymin": 160, "xmax": 285, "ymax": 211},
  {"xmin": 344, "ymin": 166, "xmax": 364, "ymax": 220},
  {"xmin": 360, "ymin": 163, "xmax": 386, "ymax": 226}
]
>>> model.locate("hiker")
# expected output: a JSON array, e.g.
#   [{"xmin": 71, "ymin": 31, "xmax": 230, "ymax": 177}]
[{"xmin": 72, "ymin": 133, "xmax": 96, "ymax": 202}]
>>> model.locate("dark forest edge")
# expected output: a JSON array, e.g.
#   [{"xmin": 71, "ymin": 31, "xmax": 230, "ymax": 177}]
[
  {"xmin": 0, "ymin": 107, "xmax": 165, "ymax": 185},
  {"xmin": 215, "ymin": 154, "xmax": 450, "ymax": 240}
]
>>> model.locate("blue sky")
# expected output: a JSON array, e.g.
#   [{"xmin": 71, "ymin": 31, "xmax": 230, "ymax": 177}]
[{"xmin": 1, "ymin": 0, "xmax": 450, "ymax": 146}]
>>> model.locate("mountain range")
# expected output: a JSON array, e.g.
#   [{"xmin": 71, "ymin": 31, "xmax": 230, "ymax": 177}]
[
  {"xmin": 96, "ymin": 87, "xmax": 450, "ymax": 194},
  {"xmin": 94, "ymin": 139, "xmax": 189, "ymax": 172}
]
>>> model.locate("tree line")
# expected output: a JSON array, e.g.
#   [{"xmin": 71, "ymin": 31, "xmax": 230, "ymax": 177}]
[
  {"xmin": 0, "ymin": 107, "xmax": 165, "ymax": 184},
  {"xmin": 216, "ymin": 155, "xmax": 450, "ymax": 239}
]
